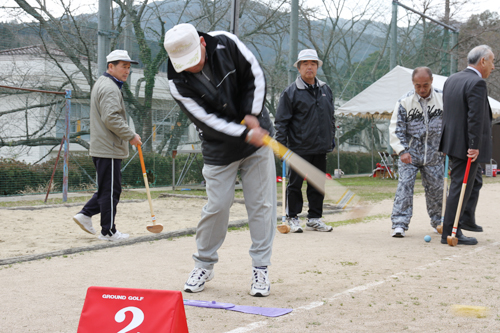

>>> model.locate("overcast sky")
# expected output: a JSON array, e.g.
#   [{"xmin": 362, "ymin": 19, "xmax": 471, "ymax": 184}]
[{"xmin": 1, "ymin": 0, "xmax": 499, "ymax": 25}]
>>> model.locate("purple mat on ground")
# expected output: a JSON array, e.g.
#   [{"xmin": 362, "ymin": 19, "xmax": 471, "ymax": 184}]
[{"xmin": 183, "ymin": 299, "xmax": 293, "ymax": 317}]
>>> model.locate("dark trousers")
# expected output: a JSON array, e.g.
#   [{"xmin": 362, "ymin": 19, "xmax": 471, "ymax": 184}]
[
  {"xmin": 80, "ymin": 157, "xmax": 122, "ymax": 236},
  {"xmin": 459, "ymin": 165, "xmax": 482, "ymax": 227},
  {"xmin": 287, "ymin": 153, "xmax": 326, "ymax": 219},
  {"xmin": 442, "ymin": 156, "xmax": 479, "ymax": 240}
]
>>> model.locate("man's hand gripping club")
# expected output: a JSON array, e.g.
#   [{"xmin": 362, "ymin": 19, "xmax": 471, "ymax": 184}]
[{"xmin": 243, "ymin": 115, "xmax": 269, "ymax": 147}]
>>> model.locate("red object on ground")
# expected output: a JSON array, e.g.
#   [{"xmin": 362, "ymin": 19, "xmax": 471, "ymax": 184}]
[
  {"xmin": 326, "ymin": 173, "xmax": 332, "ymax": 180},
  {"xmin": 372, "ymin": 163, "xmax": 392, "ymax": 177},
  {"xmin": 276, "ymin": 176, "xmax": 282, "ymax": 182},
  {"xmin": 77, "ymin": 286, "xmax": 188, "ymax": 333}
]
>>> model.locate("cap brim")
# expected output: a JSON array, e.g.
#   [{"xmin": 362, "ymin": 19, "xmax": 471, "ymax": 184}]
[
  {"xmin": 293, "ymin": 58, "xmax": 323, "ymax": 68},
  {"xmin": 108, "ymin": 58, "xmax": 139, "ymax": 64},
  {"xmin": 120, "ymin": 59, "xmax": 139, "ymax": 65},
  {"xmin": 170, "ymin": 46, "xmax": 201, "ymax": 73}
]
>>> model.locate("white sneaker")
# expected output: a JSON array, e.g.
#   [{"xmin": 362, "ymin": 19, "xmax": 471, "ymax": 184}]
[
  {"xmin": 184, "ymin": 268, "xmax": 214, "ymax": 293},
  {"xmin": 287, "ymin": 217, "xmax": 303, "ymax": 233},
  {"xmin": 73, "ymin": 213, "xmax": 96, "ymax": 235},
  {"xmin": 250, "ymin": 266, "xmax": 270, "ymax": 297},
  {"xmin": 306, "ymin": 218, "xmax": 333, "ymax": 232},
  {"xmin": 98, "ymin": 230, "xmax": 129, "ymax": 242},
  {"xmin": 391, "ymin": 227, "xmax": 405, "ymax": 237},
  {"xmin": 432, "ymin": 227, "xmax": 439, "ymax": 234}
]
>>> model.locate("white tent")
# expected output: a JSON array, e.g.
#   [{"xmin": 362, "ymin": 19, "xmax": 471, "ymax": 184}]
[{"xmin": 337, "ymin": 65, "xmax": 500, "ymax": 118}]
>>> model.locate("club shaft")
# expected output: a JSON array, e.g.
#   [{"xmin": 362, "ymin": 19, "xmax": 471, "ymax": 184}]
[
  {"xmin": 282, "ymin": 160, "xmax": 286, "ymax": 223},
  {"xmin": 138, "ymin": 145, "xmax": 156, "ymax": 224},
  {"xmin": 451, "ymin": 158, "xmax": 472, "ymax": 236}
]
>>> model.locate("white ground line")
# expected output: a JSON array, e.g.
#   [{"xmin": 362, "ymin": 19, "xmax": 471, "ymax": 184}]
[{"xmin": 225, "ymin": 241, "xmax": 500, "ymax": 333}]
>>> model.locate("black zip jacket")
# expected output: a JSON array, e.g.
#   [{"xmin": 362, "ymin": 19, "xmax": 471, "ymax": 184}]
[
  {"xmin": 167, "ymin": 31, "xmax": 274, "ymax": 165},
  {"xmin": 275, "ymin": 77, "xmax": 335, "ymax": 155}
]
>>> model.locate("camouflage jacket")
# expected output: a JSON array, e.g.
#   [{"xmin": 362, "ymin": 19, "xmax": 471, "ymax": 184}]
[{"xmin": 389, "ymin": 87, "xmax": 444, "ymax": 165}]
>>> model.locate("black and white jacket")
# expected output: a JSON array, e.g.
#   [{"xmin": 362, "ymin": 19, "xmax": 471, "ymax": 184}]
[
  {"xmin": 389, "ymin": 87, "xmax": 444, "ymax": 165},
  {"xmin": 167, "ymin": 31, "xmax": 274, "ymax": 165}
]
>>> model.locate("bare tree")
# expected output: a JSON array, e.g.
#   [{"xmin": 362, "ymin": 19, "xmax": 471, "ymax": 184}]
[
  {"xmin": 3, "ymin": 0, "xmax": 178, "ymax": 155},
  {"xmin": 299, "ymin": 0, "xmax": 387, "ymax": 100},
  {"xmin": 457, "ymin": 10, "xmax": 500, "ymax": 99}
]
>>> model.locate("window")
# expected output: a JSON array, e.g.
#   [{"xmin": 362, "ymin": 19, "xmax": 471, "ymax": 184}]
[{"xmin": 348, "ymin": 133, "xmax": 361, "ymax": 146}]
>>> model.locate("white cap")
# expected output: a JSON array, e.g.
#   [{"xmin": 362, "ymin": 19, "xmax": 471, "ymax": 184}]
[
  {"xmin": 106, "ymin": 50, "xmax": 138, "ymax": 64},
  {"xmin": 293, "ymin": 49, "xmax": 323, "ymax": 68},
  {"xmin": 164, "ymin": 23, "xmax": 201, "ymax": 73}
]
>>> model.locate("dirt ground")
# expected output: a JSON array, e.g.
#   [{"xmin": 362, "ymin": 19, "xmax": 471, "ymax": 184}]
[{"xmin": 0, "ymin": 184, "xmax": 499, "ymax": 332}]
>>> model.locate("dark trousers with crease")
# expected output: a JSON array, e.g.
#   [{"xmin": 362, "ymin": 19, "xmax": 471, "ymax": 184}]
[
  {"xmin": 459, "ymin": 165, "xmax": 482, "ymax": 228},
  {"xmin": 287, "ymin": 153, "xmax": 326, "ymax": 219},
  {"xmin": 80, "ymin": 157, "xmax": 122, "ymax": 236},
  {"xmin": 442, "ymin": 156, "xmax": 479, "ymax": 241}
]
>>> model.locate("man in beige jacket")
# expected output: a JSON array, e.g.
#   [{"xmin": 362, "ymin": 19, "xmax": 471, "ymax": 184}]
[{"xmin": 73, "ymin": 50, "xmax": 141, "ymax": 241}]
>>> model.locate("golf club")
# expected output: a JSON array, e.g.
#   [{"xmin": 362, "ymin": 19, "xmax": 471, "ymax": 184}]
[
  {"xmin": 447, "ymin": 157, "xmax": 472, "ymax": 246},
  {"xmin": 436, "ymin": 155, "xmax": 449, "ymax": 234},
  {"xmin": 277, "ymin": 160, "xmax": 291, "ymax": 234},
  {"xmin": 137, "ymin": 144, "xmax": 163, "ymax": 233}
]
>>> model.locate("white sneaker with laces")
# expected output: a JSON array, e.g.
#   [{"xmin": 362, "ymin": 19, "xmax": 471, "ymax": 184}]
[
  {"xmin": 73, "ymin": 213, "xmax": 96, "ymax": 235},
  {"xmin": 184, "ymin": 268, "xmax": 214, "ymax": 293},
  {"xmin": 391, "ymin": 227, "xmax": 405, "ymax": 237},
  {"xmin": 287, "ymin": 217, "xmax": 303, "ymax": 233},
  {"xmin": 306, "ymin": 218, "xmax": 333, "ymax": 232},
  {"xmin": 250, "ymin": 266, "xmax": 270, "ymax": 297},
  {"xmin": 98, "ymin": 230, "xmax": 129, "ymax": 241}
]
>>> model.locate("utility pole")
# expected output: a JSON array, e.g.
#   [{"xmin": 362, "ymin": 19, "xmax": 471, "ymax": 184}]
[
  {"xmin": 288, "ymin": 0, "xmax": 298, "ymax": 84},
  {"xmin": 98, "ymin": 0, "xmax": 112, "ymax": 75},
  {"xmin": 124, "ymin": 0, "xmax": 133, "ymax": 84},
  {"xmin": 441, "ymin": 29, "xmax": 450, "ymax": 76},
  {"xmin": 392, "ymin": 0, "xmax": 459, "ymax": 74},
  {"xmin": 450, "ymin": 31, "xmax": 458, "ymax": 74},
  {"xmin": 230, "ymin": 0, "xmax": 240, "ymax": 35},
  {"xmin": 63, "ymin": 90, "xmax": 71, "ymax": 202},
  {"xmin": 390, "ymin": 1, "xmax": 398, "ymax": 69},
  {"xmin": 441, "ymin": 0, "xmax": 451, "ymax": 76}
]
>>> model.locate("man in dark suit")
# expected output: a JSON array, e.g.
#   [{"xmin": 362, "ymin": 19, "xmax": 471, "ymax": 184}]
[{"xmin": 439, "ymin": 45, "xmax": 495, "ymax": 245}]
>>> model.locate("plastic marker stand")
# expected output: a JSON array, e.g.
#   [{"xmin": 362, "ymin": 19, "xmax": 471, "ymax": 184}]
[{"xmin": 78, "ymin": 286, "xmax": 188, "ymax": 333}]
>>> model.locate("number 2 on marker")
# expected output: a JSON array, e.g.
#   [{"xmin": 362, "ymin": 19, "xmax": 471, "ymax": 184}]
[{"xmin": 115, "ymin": 306, "xmax": 144, "ymax": 333}]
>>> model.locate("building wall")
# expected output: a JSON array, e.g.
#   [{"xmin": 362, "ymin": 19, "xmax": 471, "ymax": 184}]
[{"xmin": 0, "ymin": 48, "xmax": 179, "ymax": 164}]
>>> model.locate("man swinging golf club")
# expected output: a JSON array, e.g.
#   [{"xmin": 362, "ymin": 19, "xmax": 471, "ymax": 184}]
[{"xmin": 164, "ymin": 23, "xmax": 277, "ymax": 297}]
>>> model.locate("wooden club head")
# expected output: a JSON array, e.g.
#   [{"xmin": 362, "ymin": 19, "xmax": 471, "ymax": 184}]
[
  {"xmin": 277, "ymin": 224, "xmax": 291, "ymax": 234},
  {"xmin": 147, "ymin": 224, "xmax": 163, "ymax": 233},
  {"xmin": 436, "ymin": 225, "xmax": 443, "ymax": 234},
  {"xmin": 447, "ymin": 235, "xmax": 458, "ymax": 246}
]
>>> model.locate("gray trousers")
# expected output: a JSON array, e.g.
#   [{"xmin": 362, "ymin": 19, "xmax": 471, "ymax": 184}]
[
  {"xmin": 193, "ymin": 147, "xmax": 277, "ymax": 270},
  {"xmin": 391, "ymin": 159, "xmax": 443, "ymax": 230}
]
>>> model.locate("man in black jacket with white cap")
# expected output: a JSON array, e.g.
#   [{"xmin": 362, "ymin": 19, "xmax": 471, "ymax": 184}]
[
  {"xmin": 164, "ymin": 23, "xmax": 276, "ymax": 297},
  {"xmin": 275, "ymin": 49, "xmax": 336, "ymax": 233}
]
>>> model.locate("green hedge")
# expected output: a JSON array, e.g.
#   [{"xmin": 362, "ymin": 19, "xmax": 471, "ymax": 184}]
[
  {"xmin": 326, "ymin": 150, "xmax": 374, "ymax": 175},
  {"xmin": 0, "ymin": 158, "xmax": 86, "ymax": 196},
  {"xmin": 275, "ymin": 150, "xmax": 374, "ymax": 176},
  {"xmin": 0, "ymin": 152, "xmax": 205, "ymax": 196},
  {"xmin": 1, "ymin": 150, "xmax": 374, "ymax": 196}
]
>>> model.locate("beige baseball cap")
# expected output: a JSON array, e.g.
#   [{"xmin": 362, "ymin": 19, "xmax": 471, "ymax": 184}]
[
  {"xmin": 106, "ymin": 50, "xmax": 138, "ymax": 64},
  {"xmin": 293, "ymin": 49, "xmax": 323, "ymax": 68},
  {"xmin": 164, "ymin": 23, "xmax": 202, "ymax": 73}
]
